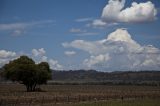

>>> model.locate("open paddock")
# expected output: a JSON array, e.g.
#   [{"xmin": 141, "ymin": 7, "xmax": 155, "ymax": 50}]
[{"xmin": 0, "ymin": 84, "xmax": 160, "ymax": 106}]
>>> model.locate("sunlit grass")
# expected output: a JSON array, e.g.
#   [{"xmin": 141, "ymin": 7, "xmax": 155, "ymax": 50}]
[{"xmin": 63, "ymin": 99, "xmax": 160, "ymax": 106}]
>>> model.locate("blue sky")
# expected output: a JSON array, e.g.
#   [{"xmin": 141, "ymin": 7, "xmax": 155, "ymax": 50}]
[{"xmin": 0, "ymin": 0, "xmax": 160, "ymax": 71}]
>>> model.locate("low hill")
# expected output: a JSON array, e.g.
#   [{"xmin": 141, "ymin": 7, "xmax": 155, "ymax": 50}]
[{"xmin": 51, "ymin": 70, "xmax": 160, "ymax": 85}]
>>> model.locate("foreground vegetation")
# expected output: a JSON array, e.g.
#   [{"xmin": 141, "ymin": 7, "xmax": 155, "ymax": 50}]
[
  {"xmin": 61, "ymin": 99, "xmax": 160, "ymax": 106},
  {"xmin": 1, "ymin": 56, "xmax": 51, "ymax": 92},
  {"xmin": 0, "ymin": 84, "xmax": 160, "ymax": 106}
]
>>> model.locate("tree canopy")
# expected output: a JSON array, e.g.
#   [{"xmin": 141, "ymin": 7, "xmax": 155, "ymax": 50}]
[{"xmin": 2, "ymin": 56, "xmax": 51, "ymax": 92}]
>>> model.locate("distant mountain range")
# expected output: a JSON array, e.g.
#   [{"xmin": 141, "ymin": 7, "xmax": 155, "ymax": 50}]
[{"xmin": 51, "ymin": 70, "xmax": 160, "ymax": 85}]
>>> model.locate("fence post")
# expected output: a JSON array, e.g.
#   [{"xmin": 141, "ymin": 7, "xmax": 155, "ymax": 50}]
[
  {"xmin": 15, "ymin": 97, "xmax": 19, "ymax": 106},
  {"xmin": 55, "ymin": 96, "xmax": 57, "ymax": 104},
  {"xmin": 67, "ymin": 96, "xmax": 70, "ymax": 103},
  {"xmin": 121, "ymin": 96, "xmax": 124, "ymax": 101},
  {"xmin": 88, "ymin": 95, "xmax": 91, "ymax": 101},
  {"xmin": 78, "ymin": 95, "xmax": 80, "ymax": 102},
  {"xmin": 28, "ymin": 98, "xmax": 32, "ymax": 106},
  {"xmin": 0, "ymin": 99, "xmax": 2, "ymax": 106},
  {"xmin": 41, "ymin": 96, "xmax": 44, "ymax": 106}
]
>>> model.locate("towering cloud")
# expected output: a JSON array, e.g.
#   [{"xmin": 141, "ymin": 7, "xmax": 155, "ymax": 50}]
[{"xmin": 63, "ymin": 28, "xmax": 160, "ymax": 71}]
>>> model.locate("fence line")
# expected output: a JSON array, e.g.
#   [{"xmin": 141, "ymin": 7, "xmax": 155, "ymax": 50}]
[{"xmin": 0, "ymin": 94, "xmax": 160, "ymax": 106}]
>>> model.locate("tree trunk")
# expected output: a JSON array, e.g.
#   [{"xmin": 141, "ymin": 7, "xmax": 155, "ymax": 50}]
[
  {"xmin": 25, "ymin": 84, "xmax": 33, "ymax": 92},
  {"xmin": 26, "ymin": 85, "xmax": 30, "ymax": 92},
  {"xmin": 25, "ymin": 83, "xmax": 38, "ymax": 92},
  {"xmin": 33, "ymin": 83, "xmax": 37, "ymax": 91}
]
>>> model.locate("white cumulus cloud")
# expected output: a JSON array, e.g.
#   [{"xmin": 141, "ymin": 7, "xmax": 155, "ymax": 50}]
[
  {"xmin": 49, "ymin": 59, "xmax": 63, "ymax": 70},
  {"xmin": 41, "ymin": 56, "xmax": 48, "ymax": 62},
  {"xmin": 0, "ymin": 50, "xmax": 16, "ymax": 58},
  {"xmin": 63, "ymin": 28, "xmax": 160, "ymax": 71},
  {"xmin": 84, "ymin": 54, "xmax": 110, "ymax": 68},
  {"xmin": 0, "ymin": 50, "xmax": 17, "ymax": 67},
  {"xmin": 0, "ymin": 48, "xmax": 63, "ymax": 70},
  {"xmin": 101, "ymin": 0, "xmax": 157, "ymax": 23},
  {"xmin": 32, "ymin": 48, "xmax": 46, "ymax": 57},
  {"xmin": 31, "ymin": 48, "xmax": 63, "ymax": 70},
  {"xmin": 62, "ymin": 40, "xmax": 103, "ymax": 55}
]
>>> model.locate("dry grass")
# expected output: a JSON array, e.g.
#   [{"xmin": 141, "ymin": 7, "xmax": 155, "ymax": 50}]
[{"xmin": 0, "ymin": 84, "xmax": 160, "ymax": 106}]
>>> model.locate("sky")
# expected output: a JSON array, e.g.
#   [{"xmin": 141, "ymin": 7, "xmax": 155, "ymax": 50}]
[{"xmin": 0, "ymin": 0, "xmax": 160, "ymax": 71}]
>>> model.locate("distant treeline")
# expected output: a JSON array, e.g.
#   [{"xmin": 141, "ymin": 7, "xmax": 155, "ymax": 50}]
[
  {"xmin": 1, "ymin": 68, "xmax": 160, "ymax": 86},
  {"xmin": 51, "ymin": 70, "xmax": 160, "ymax": 86}
]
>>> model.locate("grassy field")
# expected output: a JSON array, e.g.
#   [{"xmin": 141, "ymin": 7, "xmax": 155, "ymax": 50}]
[
  {"xmin": 59, "ymin": 99, "xmax": 160, "ymax": 106},
  {"xmin": 0, "ymin": 84, "xmax": 160, "ymax": 106}
]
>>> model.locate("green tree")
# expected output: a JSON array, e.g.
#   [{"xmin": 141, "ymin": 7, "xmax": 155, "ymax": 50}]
[
  {"xmin": 2, "ymin": 56, "xmax": 51, "ymax": 92},
  {"xmin": 37, "ymin": 62, "xmax": 52, "ymax": 85}
]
